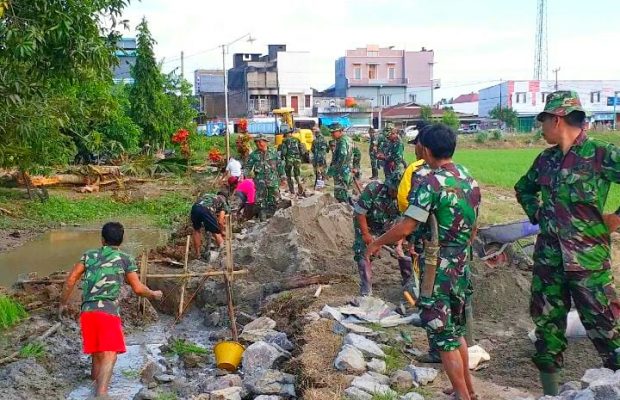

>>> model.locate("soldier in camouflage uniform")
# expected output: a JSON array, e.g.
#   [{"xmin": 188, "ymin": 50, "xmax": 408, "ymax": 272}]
[
  {"xmin": 368, "ymin": 128, "xmax": 380, "ymax": 179},
  {"xmin": 326, "ymin": 123, "xmax": 354, "ymax": 203},
  {"xmin": 352, "ymin": 145, "xmax": 362, "ymax": 180},
  {"xmin": 59, "ymin": 222, "xmax": 163, "ymax": 397},
  {"xmin": 366, "ymin": 124, "xmax": 480, "ymax": 400},
  {"xmin": 280, "ymin": 129, "xmax": 306, "ymax": 195},
  {"xmin": 381, "ymin": 128, "xmax": 406, "ymax": 179},
  {"xmin": 353, "ymin": 172, "xmax": 402, "ymax": 296},
  {"xmin": 515, "ymin": 91, "xmax": 620, "ymax": 395},
  {"xmin": 311, "ymin": 127, "xmax": 328, "ymax": 189},
  {"xmin": 246, "ymin": 134, "xmax": 285, "ymax": 220},
  {"xmin": 190, "ymin": 190, "xmax": 230, "ymax": 257}
]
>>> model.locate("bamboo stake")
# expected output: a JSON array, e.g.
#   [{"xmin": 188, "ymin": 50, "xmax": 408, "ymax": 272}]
[
  {"xmin": 139, "ymin": 250, "xmax": 148, "ymax": 315},
  {"xmin": 178, "ymin": 235, "xmax": 190, "ymax": 318},
  {"xmin": 224, "ymin": 214, "xmax": 238, "ymax": 341}
]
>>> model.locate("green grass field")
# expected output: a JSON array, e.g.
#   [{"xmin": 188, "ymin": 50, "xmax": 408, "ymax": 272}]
[{"xmin": 405, "ymin": 147, "xmax": 620, "ymax": 213}]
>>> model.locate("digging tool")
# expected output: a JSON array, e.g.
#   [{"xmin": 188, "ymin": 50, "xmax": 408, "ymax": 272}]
[
  {"xmin": 420, "ymin": 214, "xmax": 440, "ymax": 299},
  {"xmin": 352, "ymin": 176, "xmax": 363, "ymax": 194}
]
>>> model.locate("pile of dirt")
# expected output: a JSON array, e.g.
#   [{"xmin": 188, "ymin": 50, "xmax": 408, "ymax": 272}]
[{"xmin": 234, "ymin": 193, "xmax": 355, "ymax": 284}]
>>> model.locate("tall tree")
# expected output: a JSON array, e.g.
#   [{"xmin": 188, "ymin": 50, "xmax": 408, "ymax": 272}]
[{"xmin": 130, "ymin": 18, "xmax": 168, "ymax": 148}]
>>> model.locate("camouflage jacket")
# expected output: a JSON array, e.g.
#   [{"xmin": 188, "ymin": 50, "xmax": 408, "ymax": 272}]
[
  {"xmin": 384, "ymin": 138, "xmax": 405, "ymax": 168},
  {"xmin": 369, "ymin": 135, "xmax": 379, "ymax": 157},
  {"xmin": 405, "ymin": 163, "xmax": 481, "ymax": 256},
  {"xmin": 81, "ymin": 246, "xmax": 138, "ymax": 316},
  {"xmin": 196, "ymin": 193, "xmax": 230, "ymax": 215},
  {"xmin": 281, "ymin": 136, "xmax": 305, "ymax": 163},
  {"xmin": 352, "ymin": 147, "xmax": 362, "ymax": 169},
  {"xmin": 354, "ymin": 181, "xmax": 400, "ymax": 234},
  {"xmin": 246, "ymin": 147, "xmax": 284, "ymax": 189},
  {"xmin": 311, "ymin": 134, "xmax": 328, "ymax": 163},
  {"xmin": 377, "ymin": 134, "xmax": 387, "ymax": 157},
  {"xmin": 327, "ymin": 135, "xmax": 353, "ymax": 177},
  {"xmin": 514, "ymin": 131, "xmax": 620, "ymax": 271}
]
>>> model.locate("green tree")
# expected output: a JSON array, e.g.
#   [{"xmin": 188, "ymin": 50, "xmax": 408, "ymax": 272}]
[
  {"xmin": 420, "ymin": 105, "xmax": 433, "ymax": 121},
  {"xmin": 441, "ymin": 109, "xmax": 460, "ymax": 129},
  {"xmin": 489, "ymin": 105, "xmax": 518, "ymax": 128},
  {"xmin": 130, "ymin": 18, "xmax": 169, "ymax": 148},
  {"xmin": 162, "ymin": 72, "xmax": 198, "ymax": 135}
]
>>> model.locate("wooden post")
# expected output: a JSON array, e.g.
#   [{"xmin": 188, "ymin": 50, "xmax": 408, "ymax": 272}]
[
  {"xmin": 178, "ymin": 235, "xmax": 190, "ymax": 318},
  {"xmin": 139, "ymin": 250, "xmax": 148, "ymax": 315},
  {"xmin": 224, "ymin": 214, "xmax": 239, "ymax": 341}
]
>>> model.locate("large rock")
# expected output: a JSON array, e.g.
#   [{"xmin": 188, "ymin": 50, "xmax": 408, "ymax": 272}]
[
  {"xmin": 560, "ymin": 381, "xmax": 582, "ymax": 393},
  {"xmin": 263, "ymin": 331, "xmax": 294, "ymax": 351},
  {"xmin": 365, "ymin": 372, "xmax": 390, "ymax": 385},
  {"xmin": 334, "ymin": 320, "xmax": 375, "ymax": 335},
  {"xmin": 140, "ymin": 360, "xmax": 163, "ymax": 384},
  {"xmin": 334, "ymin": 345, "xmax": 367, "ymax": 373},
  {"xmin": 344, "ymin": 386, "xmax": 373, "ymax": 400},
  {"xmin": 390, "ymin": 370, "xmax": 415, "ymax": 391},
  {"xmin": 200, "ymin": 375, "xmax": 243, "ymax": 393},
  {"xmin": 244, "ymin": 369, "xmax": 296, "ymax": 398},
  {"xmin": 242, "ymin": 316, "xmax": 277, "ymax": 331},
  {"xmin": 401, "ymin": 393, "xmax": 425, "ymax": 400},
  {"xmin": 209, "ymin": 386, "xmax": 245, "ymax": 400},
  {"xmin": 581, "ymin": 368, "xmax": 614, "ymax": 388},
  {"xmin": 242, "ymin": 341, "xmax": 290, "ymax": 372},
  {"xmin": 320, "ymin": 305, "xmax": 344, "ymax": 321},
  {"xmin": 588, "ymin": 375, "xmax": 620, "ymax": 399},
  {"xmin": 367, "ymin": 358, "xmax": 386, "ymax": 374},
  {"xmin": 254, "ymin": 396, "xmax": 283, "ymax": 400},
  {"xmin": 404, "ymin": 365, "xmax": 438, "ymax": 386},
  {"xmin": 351, "ymin": 374, "xmax": 397, "ymax": 396},
  {"xmin": 344, "ymin": 333, "xmax": 385, "ymax": 358}
]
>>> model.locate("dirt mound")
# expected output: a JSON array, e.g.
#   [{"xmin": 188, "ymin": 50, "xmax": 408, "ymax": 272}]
[{"xmin": 235, "ymin": 193, "xmax": 355, "ymax": 283}]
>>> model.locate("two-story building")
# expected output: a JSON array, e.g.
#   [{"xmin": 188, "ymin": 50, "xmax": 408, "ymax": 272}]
[
  {"xmin": 479, "ymin": 80, "xmax": 620, "ymax": 131},
  {"xmin": 112, "ymin": 38, "xmax": 136, "ymax": 84},
  {"xmin": 334, "ymin": 45, "xmax": 436, "ymax": 108},
  {"xmin": 194, "ymin": 69, "xmax": 225, "ymax": 119}
]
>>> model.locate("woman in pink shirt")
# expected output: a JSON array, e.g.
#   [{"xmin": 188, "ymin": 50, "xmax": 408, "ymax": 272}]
[{"xmin": 228, "ymin": 177, "xmax": 256, "ymax": 220}]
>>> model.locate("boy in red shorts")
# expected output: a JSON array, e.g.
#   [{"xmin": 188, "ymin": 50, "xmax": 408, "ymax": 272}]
[{"xmin": 59, "ymin": 222, "xmax": 163, "ymax": 397}]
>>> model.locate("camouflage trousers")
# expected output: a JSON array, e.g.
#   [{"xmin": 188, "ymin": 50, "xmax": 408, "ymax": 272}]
[
  {"xmin": 531, "ymin": 235, "xmax": 620, "ymax": 372},
  {"xmin": 333, "ymin": 172, "xmax": 352, "ymax": 203},
  {"xmin": 284, "ymin": 160, "xmax": 302, "ymax": 192},
  {"xmin": 369, "ymin": 154, "xmax": 379, "ymax": 178},
  {"xmin": 419, "ymin": 251, "xmax": 472, "ymax": 352},
  {"xmin": 255, "ymin": 183, "xmax": 279, "ymax": 218}
]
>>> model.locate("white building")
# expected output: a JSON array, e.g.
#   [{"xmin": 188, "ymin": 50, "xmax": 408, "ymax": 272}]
[
  {"xmin": 479, "ymin": 80, "xmax": 620, "ymax": 124},
  {"xmin": 449, "ymin": 93, "xmax": 479, "ymax": 115},
  {"xmin": 276, "ymin": 51, "xmax": 315, "ymax": 117}
]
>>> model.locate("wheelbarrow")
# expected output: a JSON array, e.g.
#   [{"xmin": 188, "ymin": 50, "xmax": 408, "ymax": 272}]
[{"xmin": 474, "ymin": 219, "xmax": 540, "ymax": 268}]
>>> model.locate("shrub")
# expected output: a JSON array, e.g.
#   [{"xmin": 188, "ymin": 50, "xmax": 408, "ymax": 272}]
[
  {"xmin": 0, "ymin": 296, "xmax": 28, "ymax": 329},
  {"xmin": 475, "ymin": 131, "xmax": 489, "ymax": 144},
  {"xmin": 490, "ymin": 129, "xmax": 504, "ymax": 141}
]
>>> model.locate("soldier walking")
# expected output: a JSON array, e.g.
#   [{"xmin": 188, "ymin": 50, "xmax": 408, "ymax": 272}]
[
  {"xmin": 368, "ymin": 128, "xmax": 380, "ymax": 179},
  {"xmin": 352, "ymin": 144, "xmax": 362, "ymax": 180},
  {"xmin": 515, "ymin": 91, "xmax": 620, "ymax": 395},
  {"xmin": 381, "ymin": 127, "xmax": 405, "ymax": 179},
  {"xmin": 311, "ymin": 127, "xmax": 328, "ymax": 189},
  {"xmin": 366, "ymin": 124, "xmax": 481, "ymax": 400},
  {"xmin": 280, "ymin": 129, "xmax": 306, "ymax": 195},
  {"xmin": 326, "ymin": 123, "xmax": 353, "ymax": 203},
  {"xmin": 246, "ymin": 134, "xmax": 285, "ymax": 221}
]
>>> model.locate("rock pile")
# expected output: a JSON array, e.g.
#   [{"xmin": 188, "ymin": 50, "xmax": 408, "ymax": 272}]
[{"xmin": 513, "ymin": 367, "xmax": 620, "ymax": 400}]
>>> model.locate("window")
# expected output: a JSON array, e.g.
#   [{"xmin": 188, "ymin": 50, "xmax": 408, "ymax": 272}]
[
  {"xmin": 541, "ymin": 92, "xmax": 549, "ymax": 103},
  {"xmin": 367, "ymin": 50, "xmax": 379, "ymax": 57},
  {"xmin": 591, "ymin": 91, "xmax": 601, "ymax": 103},
  {"xmin": 280, "ymin": 96, "xmax": 287, "ymax": 107},
  {"xmin": 353, "ymin": 64, "xmax": 361, "ymax": 80},
  {"xmin": 305, "ymin": 95, "xmax": 311, "ymax": 108},
  {"xmin": 409, "ymin": 94, "xmax": 417, "ymax": 102},
  {"xmin": 388, "ymin": 64, "xmax": 396, "ymax": 80},
  {"xmin": 516, "ymin": 92, "xmax": 527, "ymax": 104},
  {"xmin": 368, "ymin": 64, "xmax": 377, "ymax": 80},
  {"xmin": 380, "ymin": 95, "xmax": 391, "ymax": 106},
  {"xmin": 258, "ymin": 98, "xmax": 268, "ymax": 111}
]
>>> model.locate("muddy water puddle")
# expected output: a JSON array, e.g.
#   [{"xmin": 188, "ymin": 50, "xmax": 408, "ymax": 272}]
[{"xmin": 0, "ymin": 224, "xmax": 168, "ymax": 286}]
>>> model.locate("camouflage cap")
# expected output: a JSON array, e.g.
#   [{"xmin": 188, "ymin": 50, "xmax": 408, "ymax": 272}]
[
  {"xmin": 253, "ymin": 133, "xmax": 269, "ymax": 142},
  {"xmin": 537, "ymin": 90, "xmax": 585, "ymax": 121},
  {"xmin": 328, "ymin": 122, "xmax": 344, "ymax": 132}
]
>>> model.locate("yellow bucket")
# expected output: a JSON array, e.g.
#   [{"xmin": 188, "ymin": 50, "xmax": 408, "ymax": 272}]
[{"xmin": 214, "ymin": 341, "xmax": 245, "ymax": 372}]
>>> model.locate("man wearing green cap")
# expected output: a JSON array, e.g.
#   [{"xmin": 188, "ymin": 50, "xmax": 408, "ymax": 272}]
[
  {"xmin": 280, "ymin": 128, "xmax": 306, "ymax": 195},
  {"xmin": 246, "ymin": 134, "xmax": 285, "ymax": 220},
  {"xmin": 352, "ymin": 171, "xmax": 402, "ymax": 296},
  {"xmin": 326, "ymin": 123, "xmax": 354, "ymax": 203},
  {"xmin": 515, "ymin": 90, "xmax": 620, "ymax": 395}
]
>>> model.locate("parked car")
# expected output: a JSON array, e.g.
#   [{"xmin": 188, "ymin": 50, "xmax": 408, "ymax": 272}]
[{"xmin": 404, "ymin": 126, "xmax": 419, "ymax": 139}]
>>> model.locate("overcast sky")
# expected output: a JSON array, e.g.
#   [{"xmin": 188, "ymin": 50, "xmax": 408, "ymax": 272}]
[{"xmin": 120, "ymin": 0, "xmax": 620, "ymax": 99}]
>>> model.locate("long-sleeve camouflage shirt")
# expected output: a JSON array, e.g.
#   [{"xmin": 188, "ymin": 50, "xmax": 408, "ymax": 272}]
[
  {"xmin": 384, "ymin": 138, "xmax": 405, "ymax": 169},
  {"xmin": 353, "ymin": 181, "xmax": 400, "ymax": 234},
  {"xmin": 352, "ymin": 147, "xmax": 362, "ymax": 170},
  {"xmin": 327, "ymin": 135, "xmax": 353, "ymax": 177},
  {"xmin": 196, "ymin": 193, "xmax": 230, "ymax": 215},
  {"xmin": 246, "ymin": 147, "xmax": 284, "ymax": 190},
  {"xmin": 311, "ymin": 134, "xmax": 328, "ymax": 165},
  {"xmin": 514, "ymin": 131, "xmax": 620, "ymax": 272},
  {"xmin": 280, "ymin": 136, "xmax": 305, "ymax": 163}
]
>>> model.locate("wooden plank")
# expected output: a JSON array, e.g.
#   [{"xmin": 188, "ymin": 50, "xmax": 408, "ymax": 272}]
[
  {"xmin": 178, "ymin": 235, "xmax": 190, "ymax": 318},
  {"xmin": 139, "ymin": 250, "xmax": 148, "ymax": 315},
  {"xmin": 145, "ymin": 270, "xmax": 248, "ymax": 279}
]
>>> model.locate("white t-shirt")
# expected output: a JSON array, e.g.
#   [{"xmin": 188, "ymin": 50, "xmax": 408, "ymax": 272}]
[{"xmin": 226, "ymin": 158, "xmax": 242, "ymax": 177}]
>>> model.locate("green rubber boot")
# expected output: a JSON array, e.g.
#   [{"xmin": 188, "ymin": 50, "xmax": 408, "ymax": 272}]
[{"xmin": 539, "ymin": 371, "xmax": 559, "ymax": 396}]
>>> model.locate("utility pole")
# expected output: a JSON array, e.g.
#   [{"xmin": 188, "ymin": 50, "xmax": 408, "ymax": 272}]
[
  {"xmin": 181, "ymin": 51, "xmax": 184, "ymax": 78},
  {"xmin": 499, "ymin": 78, "xmax": 502, "ymax": 111},
  {"xmin": 222, "ymin": 44, "xmax": 230, "ymax": 162},
  {"xmin": 553, "ymin": 67, "xmax": 560, "ymax": 90}
]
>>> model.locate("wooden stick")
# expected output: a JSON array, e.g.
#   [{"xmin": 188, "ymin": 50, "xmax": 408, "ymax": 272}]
[
  {"xmin": 314, "ymin": 285, "xmax": 323, "ymax": 298},
  {"xmin": 178, "ymin": 235, "xmax": 190, "ymax": 318},
  {"xmin": 145, "ymin": 270, "xmax": 248, "ymax": 279},
  {"xmin": 139, "ymin": 250, "xmax": 148, "ymax": 315},
  {"xmin": 224, "ymin": 214, "xmax": 238, "ymax": 341},
  {"xmin": 0, "ymin": 322, "xmax": 61, "ymax": 365}
]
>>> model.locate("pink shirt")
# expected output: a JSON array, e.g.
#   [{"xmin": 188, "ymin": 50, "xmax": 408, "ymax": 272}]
[{"xmin": 235, "ymin": 179, "xmax": 256, "ymax": 204}]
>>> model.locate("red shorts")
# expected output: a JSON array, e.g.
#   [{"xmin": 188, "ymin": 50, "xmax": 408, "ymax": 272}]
[{"xmin": 80, "ymin": 311, "xmax": 126, "ymax": 354}]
